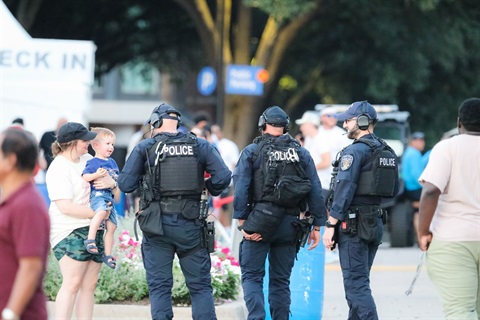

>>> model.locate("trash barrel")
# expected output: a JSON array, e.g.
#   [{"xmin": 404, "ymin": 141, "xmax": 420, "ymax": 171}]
[
  {"xmin": 263, "ymin": 244, "xmax": 325, "ymax": 319},
  {"xmin": 114, "ymin": 192, "xmax": 126, "ymax": 218}
]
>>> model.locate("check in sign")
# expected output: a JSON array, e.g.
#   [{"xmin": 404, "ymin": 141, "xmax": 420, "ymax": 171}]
[{"xmin": 225, "ymin": 65, "xmax": 268, "ymax": 96}]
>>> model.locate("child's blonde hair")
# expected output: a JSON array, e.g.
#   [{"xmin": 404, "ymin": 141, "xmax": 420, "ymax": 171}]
[{"xmin": 90, "ymin": 127, "xmax": 115, "ymax": 141}]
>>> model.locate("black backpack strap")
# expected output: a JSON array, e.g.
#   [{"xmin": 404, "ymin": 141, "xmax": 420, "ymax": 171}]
[
  {"xmin": 353, "ymin": 138, "xmax": 376, "ymax": 151},
  {"xmin": 251, "ymin": 137, "xmax": 273, "ymax": 162}
]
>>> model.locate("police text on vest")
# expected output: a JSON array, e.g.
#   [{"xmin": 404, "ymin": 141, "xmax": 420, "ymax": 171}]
[{"xmin": 379, "ymin": 158, "xmax": 395, "ymax": 166}]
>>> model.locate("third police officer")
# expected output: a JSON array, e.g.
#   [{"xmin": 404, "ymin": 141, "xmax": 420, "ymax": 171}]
[
  {"xmin": 118, "ymin": 103, "xmax": 231, "ymax": 320},
  {"xmin": 322, "ymin": 101, "xmax": 399, "ymax": 319},
  {"xmin": 233, "ymin": 106, "xmax": 326, "ymax": 320}
]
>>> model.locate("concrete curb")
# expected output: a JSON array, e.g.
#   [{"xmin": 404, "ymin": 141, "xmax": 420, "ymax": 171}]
[{"xmin": 48, "ymin": 299, "xmax": 248, "ymax": 319}]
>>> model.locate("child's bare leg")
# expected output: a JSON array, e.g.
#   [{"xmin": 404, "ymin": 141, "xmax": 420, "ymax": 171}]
[
  {"xmin": 104, "ymin": 220, "xmax": 117, "ymax": 257},
  {"xmin": 87, "ymin": 210, "xmax": 109, "ymax": 241}
]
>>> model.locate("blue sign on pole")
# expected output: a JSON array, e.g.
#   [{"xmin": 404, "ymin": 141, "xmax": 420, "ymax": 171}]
[
  {"xmin": 225, "ymin": 65, "xmax": 265, "ymax": 96},
  {"xmin": 197, "ymin": 66, "xmax": 217, "ymax": 96}
]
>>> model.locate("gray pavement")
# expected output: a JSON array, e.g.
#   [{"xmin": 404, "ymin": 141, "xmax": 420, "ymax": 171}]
[
  {"xmin": 323, "ymin": 243, "xmax": 444, "ymax": 319},
  {"xmin": 48, "ymin": 243, "xmax": 444, "ymax": 319}
]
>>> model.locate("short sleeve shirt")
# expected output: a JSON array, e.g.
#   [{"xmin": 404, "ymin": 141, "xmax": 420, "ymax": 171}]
[
  {"xmin": 0, "ymin": 182, "xmax": 50, "ymax": 319},
  {"xmin": 315, "ymin": 126, "xmax": 351, "ymax": 188},
  {"xmin": 46, "ymin": 154, "xmax": 92, "ymax": 247},
  {"xmin": 83, "ymin": 157, "xmax": 119, "ymax": 192},
  {"xmin": 419, "ymin": 134, "xmax": 480, "ymax": 241}
]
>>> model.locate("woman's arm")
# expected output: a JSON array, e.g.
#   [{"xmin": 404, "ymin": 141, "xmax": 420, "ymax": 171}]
[
  {"xmin": 92, "ymin": 174, "xmax": 116, "ymax": 191},
  {"xmin": 55, "ymin": 199, "xmax": 95, "ymax": 219}
]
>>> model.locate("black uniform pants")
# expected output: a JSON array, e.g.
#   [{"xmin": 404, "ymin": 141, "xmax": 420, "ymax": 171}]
[{"xmin": 338, "ymin": 215, "xmax": 383, "ymax": 320}]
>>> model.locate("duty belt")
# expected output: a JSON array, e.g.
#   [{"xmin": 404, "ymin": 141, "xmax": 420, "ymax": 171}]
[
  {"xmin": 253, "ymin": 202, "xmax": 300, "ymax": 216},
  {"xmin": 349, "ymin": 205, "xmax": 383, "ymax": 216},
  {"xmin": 158, "ymin": 199, "xmax": 188, "ymax": 213},
  {"xmin": 154, "ymin": 194, "xmax": 200, "ymax": 202}
]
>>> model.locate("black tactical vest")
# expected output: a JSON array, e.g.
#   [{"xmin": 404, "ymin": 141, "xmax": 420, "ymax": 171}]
[
  {"xmin": 354, "ymin": 138, "xmax": 399, "ymax": 197},
  {"xmin": 148, "ymin": 133, "xmax": 204, "ymax": 198},
  {"xmin": 251, "ymin": 135, "xmax": 310, "ymax": 207}
]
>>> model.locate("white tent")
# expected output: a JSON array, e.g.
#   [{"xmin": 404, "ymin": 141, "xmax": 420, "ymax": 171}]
[{"xmin": 0, "ymin": 1, "xmax": 96, "ymax": 140}]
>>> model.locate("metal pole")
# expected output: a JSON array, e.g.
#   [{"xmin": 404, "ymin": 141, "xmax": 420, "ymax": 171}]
[{"xmin": 216, "ymin": 0, "xmax": 225, "ymax": 126}]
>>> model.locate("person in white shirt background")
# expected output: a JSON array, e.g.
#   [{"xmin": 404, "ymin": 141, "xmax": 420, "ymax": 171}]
[
  {"xmin": 211, "ymin": 124, "xmax": 239, "ymax": 229},
  {"xmin": 296, "ymin": 107, "xmax": 350, "ymax": 263},
  {"xmin": 295, "ymin": 111, "xmax": 331, "ymax": 177},
  {"xmin": 316, "ymin": 107, "xmax": 351, "ymax": 197}
]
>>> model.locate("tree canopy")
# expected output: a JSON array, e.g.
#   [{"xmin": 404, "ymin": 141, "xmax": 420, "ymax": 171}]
[{"xmin": 5, "ymin": 0, "xmax": 480, "ymax": 148}]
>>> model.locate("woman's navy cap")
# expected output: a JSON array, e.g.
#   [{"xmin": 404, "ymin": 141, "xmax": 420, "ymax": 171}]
[{"xmin": 56, "ymin": 122, "xmax": 97, "ymax": 143}]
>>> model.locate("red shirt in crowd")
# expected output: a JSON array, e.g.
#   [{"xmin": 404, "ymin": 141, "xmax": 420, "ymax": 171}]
[{"xmin": 0, "ymin": 182, "xmax": 50, "ymax": 320}]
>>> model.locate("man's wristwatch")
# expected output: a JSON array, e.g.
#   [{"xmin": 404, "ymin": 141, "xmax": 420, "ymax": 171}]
[
  {"xmin": 237, "ymin": 225, "xmax": 243, "ymax": 231},
  {"xmin": 325, "ymin": 220, "xmax": 337, "ymax": 228},
  {"xmin": 2, "ymin": 308, "xmax": 19, "ymax": 320}
]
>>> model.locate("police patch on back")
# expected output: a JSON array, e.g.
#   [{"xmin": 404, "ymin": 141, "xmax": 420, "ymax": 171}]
[
  {"xmin": 160, "ymin": 144, "xmax": 194, "ymax": 156},
  {"xmin": 268, "ymin": 147, "xmax": 300, "ymax": 163},
  {"xmin": 340, "ymin": 155, "xmax": 354, "ymax": 171}
]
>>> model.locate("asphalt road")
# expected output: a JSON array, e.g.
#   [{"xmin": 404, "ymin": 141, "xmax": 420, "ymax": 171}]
[{"xmin": 323, "ymin": 243, "xmax": 444, "ymax": 320}]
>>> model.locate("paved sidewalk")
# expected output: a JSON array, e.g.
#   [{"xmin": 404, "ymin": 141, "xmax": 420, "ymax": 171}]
[
  {"xmin": 47, "ymin": 298, "xmax": 247, "ymax": 319},
  {"xmin": 323, "ymin": 244, "xmax": 444, "ymax": 319},
  {"xmin": 48, "ymin": 245, "xmax": 444, "ymax": 319}
]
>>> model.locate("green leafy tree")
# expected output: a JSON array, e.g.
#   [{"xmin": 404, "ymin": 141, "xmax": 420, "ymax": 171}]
[
  {"xmin": 277, "ymin": 0, "xmax": 480, "ymax": 142},
  {"xmin": 6, "ymin": 0, "xmax": 480, "ymax": 145},
  {"xmin": 174, "ymin": 0, "xmax": 321, "ymax": 146}
]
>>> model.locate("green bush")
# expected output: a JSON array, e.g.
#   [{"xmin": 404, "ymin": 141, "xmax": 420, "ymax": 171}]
[{"xmin": 44, "ymin": 216, "xmax": 241, "ymax": 305}]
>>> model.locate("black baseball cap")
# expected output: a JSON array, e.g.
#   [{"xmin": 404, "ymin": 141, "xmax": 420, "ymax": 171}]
[
  {"xmin": 145, "ymin": 104, "xmax": 182, "ymax": 125},
  {"xmin": 57, "ymin": 122, "xmax": 97, "ymax": 143}
]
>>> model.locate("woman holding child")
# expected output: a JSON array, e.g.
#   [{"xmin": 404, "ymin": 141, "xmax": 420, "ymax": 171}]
[{"xmin": 46, "ymin": 122, "xmax": 115, "ymax": 319}]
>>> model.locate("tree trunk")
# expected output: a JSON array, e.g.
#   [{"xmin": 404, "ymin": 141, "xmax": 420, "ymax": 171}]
[
  {"xmin": 223, "ymin": 95, "xmax": 264, "ymax": 149},
  {"xmin": 178, "ymin": 1, "xmax": 320, "ymax": 148}
]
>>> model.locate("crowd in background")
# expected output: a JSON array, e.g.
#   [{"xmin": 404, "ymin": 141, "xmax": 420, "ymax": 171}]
[{"xmin": 1, "ymin": 97, "xmax": 478, "ymax": 320}]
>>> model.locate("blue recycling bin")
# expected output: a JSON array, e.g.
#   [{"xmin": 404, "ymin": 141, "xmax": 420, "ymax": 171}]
[
  {"xmin": 263, "ymin": 245, "xmax": 325, "ymax": 319},
  {"xmin": 114, "ymin": 192, "xmax": 126, "ymax": 218}
]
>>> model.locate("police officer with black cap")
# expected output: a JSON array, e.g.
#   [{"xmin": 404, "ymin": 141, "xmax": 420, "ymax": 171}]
[
  {"xmin": 118, "ymin": 103, "xmax": 231, "ymax": 320},
  {"xmin": 323, "ymin": 101, "xmax": 399, "ymax": 319},
  {"xmin": 233, "ymin": 106, "xmax": 326, "ymax": 320}
]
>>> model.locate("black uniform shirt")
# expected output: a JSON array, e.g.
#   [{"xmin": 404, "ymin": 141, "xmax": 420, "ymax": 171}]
[{"xmin": 118, "ymin": 132, "xmax": 231, "ymax": 196}]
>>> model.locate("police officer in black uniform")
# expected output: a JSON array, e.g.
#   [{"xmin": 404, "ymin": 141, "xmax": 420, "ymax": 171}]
[
  {"xmin": 323, "ymin": 101, "xmax": 399, "ymax": 320},
  {"xmin": 118, "ymin": 104, "xmax": 231, "ymax": 320},
  {"xmin": 233, "ymin": 106, "xmax": 326, "ymax": 320}
]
